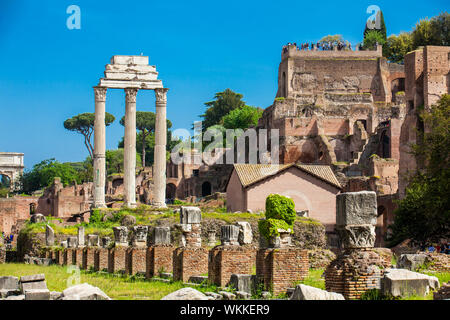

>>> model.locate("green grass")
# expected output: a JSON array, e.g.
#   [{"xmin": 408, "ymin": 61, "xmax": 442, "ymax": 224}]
[
  {"xmin": 0, "ymin": 263, "xmax": 216, "ymax": 300},
  {"xmin": 294, "ymin": 268, "xmax": 325, "ymax": 290}
]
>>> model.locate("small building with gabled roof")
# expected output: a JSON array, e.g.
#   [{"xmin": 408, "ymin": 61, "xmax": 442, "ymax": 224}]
[{"xmin": 226, "ymin": 163, "xmax": 341, "ymax": 231}]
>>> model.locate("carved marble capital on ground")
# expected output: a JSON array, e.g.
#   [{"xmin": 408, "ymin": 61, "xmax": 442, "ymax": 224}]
[
  {"xmin": 125, "ymin": 88, "xmax": 138, "ymax": 103},
  {"xmin": 94, "ymin": 87, "xmax": 107, "ymax": 102},
  {"xmin": 336, "ymin": 224, "xmax": 376, "ymax": 249},
  {"xmin": 154, "ymin": 88, "xmax": 169, "ymax": 103}
]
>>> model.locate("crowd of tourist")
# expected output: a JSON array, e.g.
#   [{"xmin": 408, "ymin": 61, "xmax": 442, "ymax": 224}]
[
  {"xmin": 421, "ymin": 242, "xmax": 450, "ymax": 254},
  {"xmin": 283, "ymin": 41, "xmax": 375, "ymax": 52},
  {"xmin": 1, "ymin": 231, "xmax": 14, "ymax": 244}
]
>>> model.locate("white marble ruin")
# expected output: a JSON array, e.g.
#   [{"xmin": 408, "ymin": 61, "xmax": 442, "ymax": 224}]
[{"xmin": 93, "ymin": 55, "xmax": 168, "ymax": 208}]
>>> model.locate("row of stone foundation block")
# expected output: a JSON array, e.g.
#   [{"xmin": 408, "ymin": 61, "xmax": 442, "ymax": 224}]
[{"xmin": 42, "ymin": 246, "xmax": 309, "ymax": 296}]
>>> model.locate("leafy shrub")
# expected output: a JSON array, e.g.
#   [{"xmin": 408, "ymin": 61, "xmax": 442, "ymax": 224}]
[
  {"xmin": 258, "ymin": 219, "xmax": 292, "ymax": 240},
  {"xmin": 265, "ymin": 194, "xmax": 296, "ymax": 226}
]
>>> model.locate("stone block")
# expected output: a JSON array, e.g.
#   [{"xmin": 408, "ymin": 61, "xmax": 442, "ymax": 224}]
[
  {"xmin": 336, "ymin": 191, "xmax": 377, "ymax": 227},
  {"xmin": 20, "ymin": 274, "xmax": 45, "ymax": 282},
  {"xmin": 101, "ymin": 237, "xmax": 111, "ymax": 248},
  {"xmin": 87, "ymin": 234, "xmax": 100, "ymax": 247},
  {"xmin": 67, "ymin": 236, "xmax": 78, "ymax": 248},
  {"xmin": 235, "ymin": 221, "xmax": 253, "ymax": 245},
  {"xmin": 61, "ymin": 283, "xmax": 111, "ymax": 300},
  {"xmin": 229, "ymin": 274, "xmax": 253, "ymax": 294},
  {"xmin": 46, "ymin": 225, "xmax": 54, "ymax": 246},
  {"xmin": 337, "ymin": 225, "xmax": 376, "ymax": 249},
  {"xmin": 110, "ymin": 55, "xmax": 149, "ymax": 66},
  {"xmin": 290, "ymin": 284, "xmax": 345, "ymax": 300},
  {"xmin": 0, "ymin": 289, "xmax": 21, "ymax": 298},
  {"xmin": 0, "ymin": 276, "xmax": 19, "ymax": 290},
  {"xmin": 397, "ymin": 254, "xmax": 428, "ymax": 271},
  {"xmin": 180, "ymin": 206, "xmax": 202, "ymax": 224},
  {"xmin": 113, "ymin": 226, "xmax": 128, "ymax": 246},
  {"xmin": 381, "ymin": 268, "xmax": 440, "ymax": 297},
  {"xmin": 132, "ymin": 225, "xmax": 148, "ymax": 247},
  {"xmin": 220, "ymin": 225, "xmax": 240, "ymax": 246},
  {"xmin": 24, "ymin": 289, "xmax": 50, "ymax": 300},
  {"xmin": 150, "ymin": 227, "xmax": 171, "ymax": 245},
  {"xmin": 188, "ymin": 276, "xmax": 208, "ymax": 284},
  {"xmin": 30, "ymin": 213, "xmax": 45, "ymax": 223},
  {"xmin": 161, "ymin": 287, "xmax": 208, "ymax": 300}
]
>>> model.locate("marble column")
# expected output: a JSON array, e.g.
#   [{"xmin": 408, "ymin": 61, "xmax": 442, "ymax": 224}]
[
  {"xmin": 124, "ymin": 88, "xmax": 138, "ymax": 208},
  {"xmin": 153, "ymin": 88, "xmax": 169, "ymax": 208},
  {"xmin": 93, "ymin": 87, "xmax": 107, "ymax": 208}
]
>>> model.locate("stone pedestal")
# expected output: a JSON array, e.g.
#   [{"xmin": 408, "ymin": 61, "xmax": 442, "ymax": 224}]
[
  {"xmin": 146, "ymin": 245, "xmax": 174, "ymax": 278},
  {"xmin": 208, "ymin": 246, "xmax": 254, "ymax": 287},
  {"xmin": 126, "ymin": 248, "xmax": 147, "ymax": 275},
  {"xmin": 131, "ymin": 226, "xmax": 148, "ymax": 248},
  {"xmin": 45, "ymin": 225, "xmax": 54, "ymax": 247},
  {"xmin": 256, "ymin": 248, "xmax": 309, "ymax": 296},
  {"xmin": 172, "ymin": 247, "xmax": 208, "ymax": 283},
  {"xmin": 220, "ymin": 225, "xmax": 240, "ymax": 246},
  {"xmin": 113, "ymin": 226, "xmax": 128, "ymax": 247},
  {"xmin": 149, "ymin": 227, "xmax": 171, "ymax": 246},
  {"xmin": 94, "ymin": 248, "xmax": 109, "ymax": 272},
  {"xmin": 75, "ymin": 248, "xmax": 83, "ymax": 267},
  {"xmin": 108, "ymin": 247, "xmax": 128, "ymax": 273},
  {"xmin": 324, "ymin": 249, "xmax": 389, "ymax": 299}
]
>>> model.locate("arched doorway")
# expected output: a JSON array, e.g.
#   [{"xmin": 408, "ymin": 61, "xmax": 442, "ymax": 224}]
[
  {"xmin": 201, "ymin": 181, "xmax": 212, "ymax": 197},
  {"xmin": 166, "ymin": 183, "xmax": 177, "ymax": 200},
  {"xmin": 0, "ymin": 174, "xmax": 11, "ymax": 197}
]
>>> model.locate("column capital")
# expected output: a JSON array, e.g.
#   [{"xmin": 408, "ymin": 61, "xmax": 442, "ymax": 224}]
[
  {"xmin": 94, "ymin": 87, "xmax": 107, "ymax": 102},
  {"xmin": 154, "ymin": 88, "xmax": 169, "ymax": 103},
  {"xmin": 125, "ymin": 88, "xmax": 139, "ymax": 103}
]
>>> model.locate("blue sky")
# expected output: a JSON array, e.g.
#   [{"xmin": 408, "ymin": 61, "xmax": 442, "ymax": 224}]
[{"xmin": 0, "ymin": 0, "xmax": 448, "ymax": 169}]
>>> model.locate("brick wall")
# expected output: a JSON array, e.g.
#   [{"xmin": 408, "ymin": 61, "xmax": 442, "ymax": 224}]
[
  {"xmin": 108, "ymin": 247, "xmax": 127, "ymax": 273},
  {"xmin": 256, "ymin": 248, "xmax": 309, "ymax": 296},
  {"xmin": 82, "ymin": 247, "xmax": 96, "ymax": 270},
  {"xmin": 75, "ymin": 248, "xmax": 83, "ymax": 267},
  {"xmin": 208, "ymin": 246, "xmax": 255, "ymax": 287},
  {"xmin": 94, "ymin": 248, "xmax": 108, "ymax": 272},
  {"xmin": 173, "ymin": 247, "xmax": 208, "ymax": 283},
  {"xmin": 146, "ymin": 245, "xmax": 174, "ymax": 278},
  {"xmin": 126, "ymin": 248, "xmax": 146, "ymax": 275}
]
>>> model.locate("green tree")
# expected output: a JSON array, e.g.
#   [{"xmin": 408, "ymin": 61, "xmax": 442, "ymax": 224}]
[
  {"xmin": 318, "ymin": 34, "xmax": 345, "ymax": 46},
  {"xmin": 20, "ymin": 159, "xmax": 81, "ymax": 194},
  {"xmin": 363, "ymin": 30, "xmax": 386, "ymax": 50},
  {"xmin": 120, "ymin": 111, "xmax": 161, "ymax": 167},
  {"xmin": 64, "ymin": 112, "xmax": 116, "ymax": 160},
  {"xmin": 105, "ymin": 149, "xmax": 142, "ymax": 175},
  {"xmin": 387, "ymin": 95, "xmax": 450, "ymax": 246},
  {"xmin": 384, "ymin": 32, "xmax": 413, "ymax": 63},
  {"xmin": 222, "ymin": 105, "xmax": 263, "ymax": 130},
  {"xmin": 429, "ymin": 12, "xmax": 450, "ymax": 46},
  {"xmin": 200, "ymin": 89, "xmax": 246, "ymax": 131},
  {"xmin": 364, "ymin": 10, "xmax": 387, "ymax": 42},
  {"xmin": 412, "ymin": 18, "xmax": 434, "ymax": 48}
]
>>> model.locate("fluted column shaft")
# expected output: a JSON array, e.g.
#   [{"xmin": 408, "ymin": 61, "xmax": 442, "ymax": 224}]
[
  {"xmin": 124, "ymin": 88, "xmax": 138, "ymax": 208},
  {"xmin": 93, "ymin": 87, "xmax": 107, "ymax": 208},
  {"xmin": 153, "ymin": 88, "xmax": 169, "ymax": 208}
]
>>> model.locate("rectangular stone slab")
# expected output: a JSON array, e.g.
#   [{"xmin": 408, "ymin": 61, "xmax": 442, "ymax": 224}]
[
  {"xmin": 20, "ymin": 274, "xmax": 45, "ymax": 283},
  {"xmin": 110, "ymin": 55, "xmax": 149, "ymax": 65},
  {"xmin": 336, "ymin": 191, "xmax": 377, "ymax": 226}
]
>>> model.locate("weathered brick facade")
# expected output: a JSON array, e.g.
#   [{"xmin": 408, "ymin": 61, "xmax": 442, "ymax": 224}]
[
  {"xmin": 146, "ymin": 245, "xmax": 174, "ymax": 278},
  {"xmin": 256, "ymin": 248, "xmax": 309, "ymax": 296},
  {"xmin": 74, "ymin": 248, "xmax": 83, "ymax": 267},
  {"xmin": 125, "ymin": 248, "xmax": 146, "ymax": 275},
  {"xmin": 208, "ymin": 246, "xmax": 255, "ymax": 287},
  {"xmin": 172, "ymin": 247, "xmax": 208, "ymax": 283},
  {"xmin": 82, "ymin": 247, "xmax": 96, "ymax": 270},
  {"xmin": 108, "ymin": 247, "xmax": 127, "ymax": 273},
  {"xmin": 324, "ymin": 248, "xmax": 390, "ymax": 299},
  {"xmin": 94, "ymin": 248, "xmax": 109, "ymax": 272}
]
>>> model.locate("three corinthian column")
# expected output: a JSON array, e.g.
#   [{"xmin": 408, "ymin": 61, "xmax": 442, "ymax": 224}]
[{"xmin": 93, "ymin": 86, "xmax": 168, "ymax": 209}]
